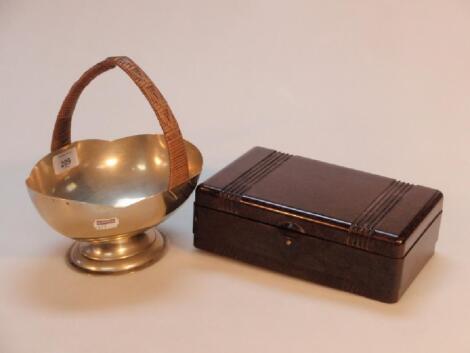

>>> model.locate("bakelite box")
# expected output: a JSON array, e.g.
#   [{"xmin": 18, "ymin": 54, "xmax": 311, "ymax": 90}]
[{"xmin": 193, "ymin": 147, "xmax": 443, "ymax": 303}]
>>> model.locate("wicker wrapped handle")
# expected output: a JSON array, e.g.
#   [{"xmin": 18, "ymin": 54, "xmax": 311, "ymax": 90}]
[{"xmin": 51, "ymin": 56, "xmax": 189, "ymax": 189}]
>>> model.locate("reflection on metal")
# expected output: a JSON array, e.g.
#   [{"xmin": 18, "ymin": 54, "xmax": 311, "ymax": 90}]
[{"xmin": 26, "ymin": 134, "xmax": 203, "ymax": 274}]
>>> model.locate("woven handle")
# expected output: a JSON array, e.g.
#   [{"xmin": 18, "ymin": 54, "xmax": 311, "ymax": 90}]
[{"xmin": 51, "ymin": 56, "xmax": 189, "ymax": 189}]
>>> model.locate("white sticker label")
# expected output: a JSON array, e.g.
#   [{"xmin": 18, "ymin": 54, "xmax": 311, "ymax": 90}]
[
  {"xmin": 52, "ymin": 148, "xmax": 79, "ymax": 175},
  {"xmin": 93, "ymin": 217, "xmax": 120, "ymax": 230}
]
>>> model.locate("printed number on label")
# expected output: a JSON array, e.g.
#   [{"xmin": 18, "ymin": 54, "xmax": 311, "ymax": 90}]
[{"xmin": 52, "ymin": 148, "xmax": 79, "ymax": 175}]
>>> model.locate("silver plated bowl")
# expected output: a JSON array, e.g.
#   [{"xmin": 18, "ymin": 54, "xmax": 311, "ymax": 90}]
[{"xmin": 26, "ymin": 56, "xmax": 203, "ymax": 274}]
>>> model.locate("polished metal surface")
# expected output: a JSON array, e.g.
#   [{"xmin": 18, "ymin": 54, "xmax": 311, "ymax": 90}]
[
  {"xmin": 69, "ymin": 228, "xmax": 166, "ymax": 274},
  {"xmin": 26, "ymin": 134, "xmax": 203, "ymax": 273}
]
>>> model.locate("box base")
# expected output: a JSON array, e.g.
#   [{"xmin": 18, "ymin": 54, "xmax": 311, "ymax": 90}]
[{"xmin": 194, "ymin": 205, "xmax": 441, "ymax": 303}]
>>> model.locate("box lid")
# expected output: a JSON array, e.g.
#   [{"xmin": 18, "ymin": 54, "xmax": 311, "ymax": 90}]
[{"xmin": 196, "ymin": 147, "xmax": 443, "ymax": 258}]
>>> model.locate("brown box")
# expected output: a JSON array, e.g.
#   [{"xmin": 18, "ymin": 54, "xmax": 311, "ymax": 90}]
[{"xmin": 193, "ymin": 147, "xmax": 443, "ymax": 302}]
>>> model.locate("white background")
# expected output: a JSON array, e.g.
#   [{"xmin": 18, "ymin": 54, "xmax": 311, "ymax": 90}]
[{"xmin": 1, "ymin": 1, "xmax": 469, "ymax": 352}]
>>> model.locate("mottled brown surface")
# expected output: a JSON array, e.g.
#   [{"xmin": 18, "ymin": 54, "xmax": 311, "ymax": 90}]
[{"xmin": 194, "ymin": 147, "xmax": 443, "ymax": 302}]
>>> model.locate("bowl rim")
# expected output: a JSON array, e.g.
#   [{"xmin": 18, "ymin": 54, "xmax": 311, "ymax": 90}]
[{"xmin": 26, "ymin": 133, "xmax": 203, "ymax": 208}]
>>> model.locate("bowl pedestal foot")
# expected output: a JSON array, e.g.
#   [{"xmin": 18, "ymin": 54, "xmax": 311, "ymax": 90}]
[{"xmin": 68, "ymin": 228, "xmax": 166, "ymax": 274}]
